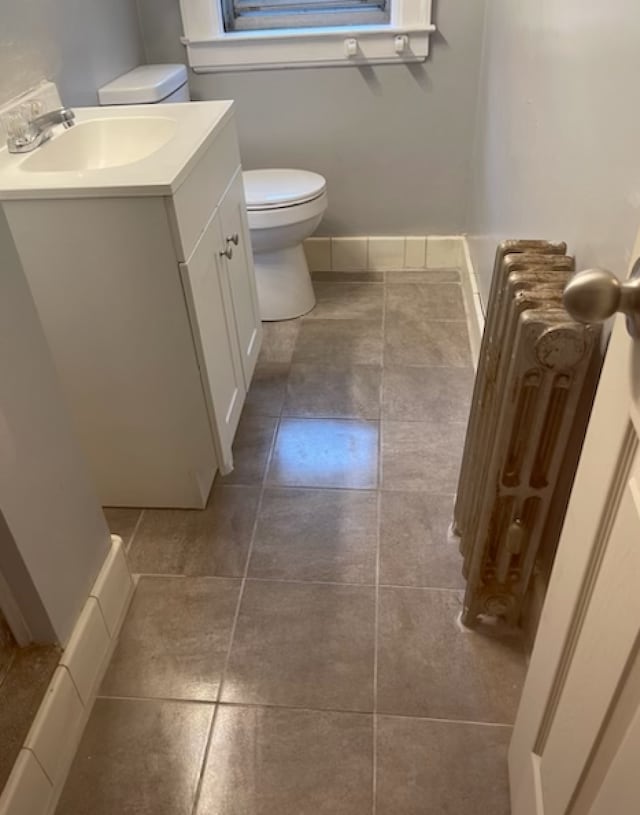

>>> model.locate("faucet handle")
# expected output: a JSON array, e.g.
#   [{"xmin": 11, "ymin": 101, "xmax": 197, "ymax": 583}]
[{"xmin": 6, "ymin": 112, "xmax": 27, "ymax": 139}]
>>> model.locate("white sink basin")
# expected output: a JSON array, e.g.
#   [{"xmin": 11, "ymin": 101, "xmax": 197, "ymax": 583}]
[
  {"xmin": 21, "ymin": 117, "xmax": 178, "ymax": 173},
  {"xmin": 0, "ymin": 101, "xmax": 235, "ymax": 200}
]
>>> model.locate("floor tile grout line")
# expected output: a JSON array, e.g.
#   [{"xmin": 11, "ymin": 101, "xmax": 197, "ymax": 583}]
[
  {"xmin": 373, "ymin": 711, "xmax": 515, "ymax": 728},
  {"xmin": 378, "ymin": 583, "xmax": 463, "ymax": 593},
  {"xmin": 124, "ymin": 508, "xmax": 145, "ymax": 555},
  {"xmin": 132, "ymin": 572, "xmax": 243, "ymax": 582},
  {"xmin": 93, "ymin": 693, "xmax": 516, "ymax": 729},
  {"xmin": 211, "ymin": 481, "xmax": 470, "ymax": 495},
  {"xmin": 215, "ymin": 482, "xmax": 460, "ymax": 498},
  {"xmin": 378, "ymin": 274, "xmax": 387, "ymax": 489},
  {"xmin": 372, "ymin": 270, "xmax": 389, "ymax": 815},
  {"xmin": 96, "ymin": 693, "xmax": 216, "ymax": 706},
  {"xmin": 126, "ymin": 573, "xmax": 465, "ymax": 592},
  {"xmin": 385, "ymin": 317, "xmax": 469, "ymax": 324},
  {"xmin": 189, "ymin": 374, "xmax": 283, "ymax": 815},
  {"xmin": 243, "ymin": 576, "xmax": 376, "ymax": 588},
  {"xmin": 372, "ymin": 489, "xmax": 382, "ymax": 815}
]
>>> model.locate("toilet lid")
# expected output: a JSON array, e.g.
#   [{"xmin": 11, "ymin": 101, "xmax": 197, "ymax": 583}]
[{"xmin": 243, "ymin": 169, "xmax": 326, "ymax": 210}]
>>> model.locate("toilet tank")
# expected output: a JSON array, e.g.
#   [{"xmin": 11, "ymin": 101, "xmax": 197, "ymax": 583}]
[{"xmin": 98, "ymin": 64, "xmax": 190, "ymax": 105}]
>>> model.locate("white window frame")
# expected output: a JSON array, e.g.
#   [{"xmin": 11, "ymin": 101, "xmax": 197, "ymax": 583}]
[{"xmin": 179, "ymin": 0, "xmax": 435, "ymax": 72}]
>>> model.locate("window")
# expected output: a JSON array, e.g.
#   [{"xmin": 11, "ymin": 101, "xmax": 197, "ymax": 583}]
[
  {"xmin": 179, "ymin": 0, "xmax": 434, "ymax": 72},
  {"xmin": 223, "ymin": 0, "xmax": 390, "ymax": 32}
]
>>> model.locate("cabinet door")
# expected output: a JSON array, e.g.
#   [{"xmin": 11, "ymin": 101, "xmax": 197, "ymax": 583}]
[
  {"xmin": 180, "ymin": 211, "xmax": 245, "ymax": 473},
  {"xmin": 218, "ymin": 170, "xmax": 263, "ymax": 387}
]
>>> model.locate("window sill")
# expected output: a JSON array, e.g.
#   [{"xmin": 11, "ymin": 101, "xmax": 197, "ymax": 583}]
[{"xmin": 181, "ymin": 24, "xmax": 436, "ymax": 73}]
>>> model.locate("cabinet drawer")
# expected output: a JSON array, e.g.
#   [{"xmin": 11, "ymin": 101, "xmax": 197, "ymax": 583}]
[{"xmin": 168, "ymin": 116, "xmax": 241, "ymax": 261}]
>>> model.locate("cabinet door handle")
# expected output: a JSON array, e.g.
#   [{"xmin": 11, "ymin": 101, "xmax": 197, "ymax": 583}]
[
  {"xmin": 220, "ymin": 246, "xmax": 233, "ymax": 260},
  {"xmin": 227, "ymin": 233, "xmax": 240, "ymax": 246}
]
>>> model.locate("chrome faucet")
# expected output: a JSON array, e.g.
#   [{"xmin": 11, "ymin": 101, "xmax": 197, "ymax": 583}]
[{"xmin": 7, "ymin": 107, "xmax": 75, "ymax": 154}]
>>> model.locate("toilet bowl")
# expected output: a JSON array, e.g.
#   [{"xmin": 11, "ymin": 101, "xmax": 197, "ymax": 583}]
[
  {"xmin": 243, "ymin": 168, "xmax": 328, "ymax": 321},
  {"xmin": 99, "ymin": 65, "xmax": 327, "ymax": 321}
]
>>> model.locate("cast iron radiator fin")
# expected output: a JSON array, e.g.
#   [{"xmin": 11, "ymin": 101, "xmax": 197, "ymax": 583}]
[{"xmin": 453, "ymin": 240, "xmax": 602, "ymax": 628}]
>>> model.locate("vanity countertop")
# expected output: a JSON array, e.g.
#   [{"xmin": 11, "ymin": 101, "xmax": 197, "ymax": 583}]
[{"xmin": 0, "ymin": 101, "xmax": 234, "ymax": 200}]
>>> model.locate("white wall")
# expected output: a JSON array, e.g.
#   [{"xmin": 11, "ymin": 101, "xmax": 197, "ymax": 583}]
[
  {"xmin": 0, "ymin": 0, "xmax": 144, "ymax": 106},
  {"xmin": 467, "ymin": 1, "xmax": 640, "ymax": 304},
  {"xmin": 136, "ymin": 0, "xmax": 487, "ymax": 235},
  {"xmin": 0, "ymin": 212, "xmax": 111, "ymax": 645}
]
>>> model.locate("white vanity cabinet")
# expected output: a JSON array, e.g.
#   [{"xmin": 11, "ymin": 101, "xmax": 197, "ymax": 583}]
[{"xmin": 1, "ymin": 107, "xmax": 262, "ymax": 508}]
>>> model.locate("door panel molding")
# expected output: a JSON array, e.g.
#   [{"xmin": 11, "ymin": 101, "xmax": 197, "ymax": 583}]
[
  {"xmin": 569, "ymin": 631, "xmax": 640, "ymax": 814},
  {"xmin": 535, "ymin": 425, "xmax": 638, "ymax": 755}
]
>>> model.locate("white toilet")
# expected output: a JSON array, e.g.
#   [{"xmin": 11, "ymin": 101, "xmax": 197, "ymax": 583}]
[
  {"xmin": 99, "ymin": 64, "xmax": 327, "ymax": 321},
  {"xmin": 243, "ymin": 168, "xmax": 327, "ymax": 321}
]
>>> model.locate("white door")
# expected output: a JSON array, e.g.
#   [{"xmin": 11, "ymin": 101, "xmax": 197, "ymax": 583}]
[
  {"xmin": 218, "ymin": 171, "xmax": 262, "ymax": 387},
  {"xmin": 180, "ymin": 210, "xmax": 246, "ymax": 474},
  {"xmin": 509, "ymin": 237, "xmax": 640, "ymax": 814}
]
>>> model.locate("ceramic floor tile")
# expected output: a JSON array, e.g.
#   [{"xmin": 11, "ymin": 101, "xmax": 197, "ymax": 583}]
[
  {"xmin": 222, "ymin": 414, "xmax": 278, "ymax": 485},
  {"xmin": 55, "ymin": 698, "xmax": 213, "ymax": 815},
  {"xmin": 268, "ymin": 418, "xmax": 379, "ymax": 489},
  {"xmin": 382, "ymin": 365, "xmax": 473, "ymax": 423},
  {"xmin": 376, "ymin": 715, "xmax": 511, "ymax": 815},
  {"xmin": 382, "ymin": 420, "xmax": 465, "ymax": 493},
  {"xmin": 377, "ymin": 588, "xmax": 526, "ymax": 722},
  {"xmin": 258, "ymin": 320, "xmax": 301, "ymax": 364},
  {"xmin": 127, "ymin": 484, "xmax": 260, "ymax": 577},
  {"xmin": 386, "ymin": 282, "xmax": 466, "ymax": 321},
  {"xmin": 312, "ymin": 270, "xmax": 384, "ymax": 283},
  {"xmin": 385, "ymin": 316, "xmax": 471, "ymax": 367},
  {"xmin": 293, "ymin": 319, "xmax": 383, "ymax": 366},
  {"xmin": 244, "ymin": 362, "xmax": 290, "ymax": 417},
  {"xmin": 51, "ymin": 276, "xmax": 522, "ymax": 815},
  {"xmin": 385, "ymin": 269, "xmax": 461, "ymax": 284},
  {"xmin": 379, "ymin": 492, "xmax": 464, "ymax": 588},
  {"xmin": 197, "ymin": 705, "xmax": 373, "ymax": 815},
  {"xmin": 249, "ymin": 488, "xmax": 377, "ymax": 583},
  {"xmin": 102, "ymin": 507, "xmax": 142, "ymax": 549},
  {"xmin": 223, "ymin": 580, "xmax": 375, "ymax": 711},
  {"xmin": 305, "ymin": 282, "xmax": 384, "ymax": 320},
  {"xmin": 0, "ymin": 644, "xmax": 60, "ymax": 791},
  {"xmin": 100, "ymin": 576, "xmax": 240, "ymax": 701},
  {"xmin": 284, "ymin": 363, "xmax": 381, "ymax": 420}
]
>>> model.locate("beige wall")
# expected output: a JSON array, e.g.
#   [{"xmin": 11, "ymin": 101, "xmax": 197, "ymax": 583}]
[
  {"xmin": 0, "ymin": 0, "xmax": 144, "ymax": 106},
  {"xmin": 467, "ymin": 1, "xmax": 640, "ymax": 304},
  {"xmin": 136, "ymin": 0, "xmax": 487, "ymax": 235}
]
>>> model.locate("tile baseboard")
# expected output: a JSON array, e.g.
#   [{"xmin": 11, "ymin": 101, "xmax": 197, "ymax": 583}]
[
  {"xmin": 459, "ymin": 237, "xmax": 485, "ymax": 371},
  {"xmin": 0, "ymin": 536, "xmax": 134, "ymax": 815},
  {"xmin": 303, "ymin": 234, "xmax": 483, "ymax": 369},
  {"xmin": 304, "ymin": 236, "xmax": 465, "ymax": 273}
]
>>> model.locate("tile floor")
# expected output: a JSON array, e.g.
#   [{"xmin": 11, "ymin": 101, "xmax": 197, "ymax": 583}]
[
  {"xmin": 0, "ymin": 610, "xmax": 60, "ymax": 791},
  {"xmin": 57, "ymin": 270, "xmax": 526, "ymax": 815}
]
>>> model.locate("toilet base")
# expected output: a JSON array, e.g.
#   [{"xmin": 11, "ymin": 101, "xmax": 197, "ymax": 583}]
[{"xmin": 253, "ymin": 244, "xmax": 316, "ymax": 321}]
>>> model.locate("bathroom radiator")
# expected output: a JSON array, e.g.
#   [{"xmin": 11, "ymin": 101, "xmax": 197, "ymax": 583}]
[{"xmin": 453, "ymin": 240, "xmax": 603, "ymax": 628}]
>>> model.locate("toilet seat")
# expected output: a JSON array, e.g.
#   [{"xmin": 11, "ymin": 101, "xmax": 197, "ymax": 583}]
[
  {"xmin": 243, "ymin": 169, "xmax": 326, "ymax": 210},
  {"xmin": 246, "ymin": 190, "xmax": 328, "ymax": 231}
]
